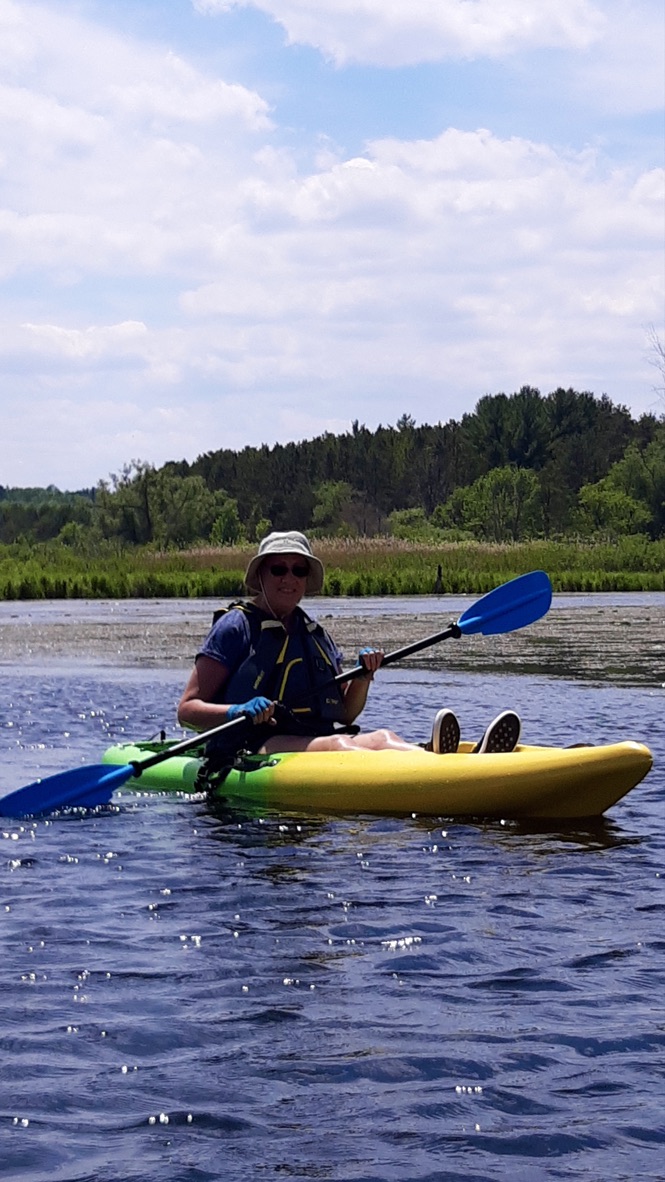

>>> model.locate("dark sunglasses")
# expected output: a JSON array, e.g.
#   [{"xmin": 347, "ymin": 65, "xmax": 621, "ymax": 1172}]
[{"xmin": 268, "ymin": 562, "xmax": 310, "ymax": 578}]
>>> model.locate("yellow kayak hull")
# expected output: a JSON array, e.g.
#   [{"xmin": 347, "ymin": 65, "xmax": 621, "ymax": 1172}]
[{"xmin": 101, "ymin": 739, "xmax": 653, "ymax": 819}]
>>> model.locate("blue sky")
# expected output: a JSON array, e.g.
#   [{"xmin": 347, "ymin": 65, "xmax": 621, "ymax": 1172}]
[{"xmin": 1, "ymin": 0, "xmax": 663, "ymax": 489}]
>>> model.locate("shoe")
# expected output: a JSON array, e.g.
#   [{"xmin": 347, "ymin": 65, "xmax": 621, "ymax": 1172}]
[
  {"xmin": 427, "ymin": 708, "xmax": 460, "ymax": 754},
  {"xmin": 474, "ymin": 710, "xmax": 521, "ymax": 754}
]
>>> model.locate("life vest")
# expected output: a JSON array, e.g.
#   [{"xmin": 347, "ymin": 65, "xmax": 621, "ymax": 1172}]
[{"xmin": 213, "ymin": 601, "xmax": 347, "ymax": 726}]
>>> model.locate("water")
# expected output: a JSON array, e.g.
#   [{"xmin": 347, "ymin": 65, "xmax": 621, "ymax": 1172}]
[{"xmin": 1, "ymin": 598, "xmax": 664, "ymax": 1181}]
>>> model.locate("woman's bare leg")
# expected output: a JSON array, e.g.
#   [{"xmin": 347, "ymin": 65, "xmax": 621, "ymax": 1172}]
[{"xmin": 260, "ymin": 729, "xmax": 429, "ymax": 755}]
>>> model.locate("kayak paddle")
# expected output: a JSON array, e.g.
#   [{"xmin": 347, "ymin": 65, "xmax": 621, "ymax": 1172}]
[
  {"xmin": 0, "ymin": 716, "xmax": 247, "ymax": 819},
  {"xmin": 333, "ymin": 568, "xmax": 553, "ymax": 685},
  {"xmin": 0, "ymin": 569, "xmax": 552, "ymax": 818}
]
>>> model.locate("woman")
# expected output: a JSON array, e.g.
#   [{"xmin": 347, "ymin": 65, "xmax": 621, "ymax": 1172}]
[{"xmin": 178, "ymin": 531, "xmax": 520, "ymax": 759}]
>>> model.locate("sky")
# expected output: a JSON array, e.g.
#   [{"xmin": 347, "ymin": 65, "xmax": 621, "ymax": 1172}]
[{"xmin": 1, "ymin": 0, "xmax": 663, "ymax": 491}]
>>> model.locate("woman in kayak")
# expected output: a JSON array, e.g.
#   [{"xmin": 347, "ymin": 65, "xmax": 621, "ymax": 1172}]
[{"xmin": 177, "ymin": 531, "xmax": 520, "ymax": 760}]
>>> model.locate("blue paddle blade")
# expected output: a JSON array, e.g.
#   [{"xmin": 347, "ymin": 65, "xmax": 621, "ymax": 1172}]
[
  {"xmin": 0, "ymin": 763, "xmax": 134, "ymax": 819},
  {"xmin": 457, "ymin": 570, "xmax": 552, "ymax": 636}
]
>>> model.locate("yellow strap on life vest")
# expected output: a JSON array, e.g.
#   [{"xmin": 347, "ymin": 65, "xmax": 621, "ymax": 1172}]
[{"xmin": 277, "ymin": 657, "xmax": 304, "ymax": 701}]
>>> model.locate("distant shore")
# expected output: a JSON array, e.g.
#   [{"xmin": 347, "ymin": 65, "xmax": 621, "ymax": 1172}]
[{"xmin": 1, "ymin": 536, "xmax": 664, "ymax": 599}]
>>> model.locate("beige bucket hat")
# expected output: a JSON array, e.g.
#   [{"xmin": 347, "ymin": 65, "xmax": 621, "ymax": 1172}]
[{"xmin": 244, "ymin": 531, "xmax": 325, "ymax": 595}]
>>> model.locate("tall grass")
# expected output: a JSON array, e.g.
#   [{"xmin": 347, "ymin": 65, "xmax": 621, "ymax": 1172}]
[{"xmin": 1, "ymin": 536, "xmax": 664, "ymax": 600}]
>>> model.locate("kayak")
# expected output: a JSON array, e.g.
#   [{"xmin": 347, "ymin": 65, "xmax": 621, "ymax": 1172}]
[{"xmin": 100, "ymin": 738, "xmax": 653, "ymax": 819}]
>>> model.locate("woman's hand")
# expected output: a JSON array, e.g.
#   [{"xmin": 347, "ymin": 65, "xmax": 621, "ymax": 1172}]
[
  {"xmin": 227, "ymin": 696, "xmax": 275, "ymax": 725},
  {"xmin": 357, "ymin": 647, "xmax": 384, "ymax": 680}
]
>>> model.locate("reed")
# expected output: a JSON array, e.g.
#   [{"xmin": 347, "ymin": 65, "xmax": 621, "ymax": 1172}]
[{"xmin": 1, "ymin": 536, "xmax": 664, "ymax": 599}]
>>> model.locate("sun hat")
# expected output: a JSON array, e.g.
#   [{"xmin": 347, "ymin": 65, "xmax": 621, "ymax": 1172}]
[{"xmin": 244, "ymin": 531, "xmax": 325, "ymax": 595}]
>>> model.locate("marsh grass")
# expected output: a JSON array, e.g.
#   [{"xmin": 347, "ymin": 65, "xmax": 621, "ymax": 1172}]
[
  {"xmin": 149, "ymin": 536, "xmax": 665, "ymax": 594},
  {"xmin": 1, "ymin": 536, "xmax": 663, "ymax": 599}
]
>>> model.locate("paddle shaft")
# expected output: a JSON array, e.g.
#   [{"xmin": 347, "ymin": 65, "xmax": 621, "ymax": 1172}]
[
  {"xmin": 132, "ymin": 715, "xmax": 246, "ymax": 773},
  {"xmin": 331, "ymin": 622, "xmax": 461, "ymax": 687}
]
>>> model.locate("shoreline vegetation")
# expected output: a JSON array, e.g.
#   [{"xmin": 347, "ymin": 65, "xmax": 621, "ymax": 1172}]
[
  {"xmin": 3, "ymin": 390, "xmax": 665, "ymax": 602},
  {"xmin": 1, "ymin": 536, "xmax": 664, "ymax": 600}
]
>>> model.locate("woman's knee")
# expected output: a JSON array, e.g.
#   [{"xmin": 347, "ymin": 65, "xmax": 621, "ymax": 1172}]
[{"xmin": 353, "ymin": 728, "xmax": 403, "ymax": 750}]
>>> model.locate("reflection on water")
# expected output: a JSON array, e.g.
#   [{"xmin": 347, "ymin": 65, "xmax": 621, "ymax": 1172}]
[
  {"xmin": 501, "ymin": 816, "xmax": 644, "ymax": 851},
  {"xmin": 0, "ymin": 599, "xmax": 663, "ymax": 1182}
]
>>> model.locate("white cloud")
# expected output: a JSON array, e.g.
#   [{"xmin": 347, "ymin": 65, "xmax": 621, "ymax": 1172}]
[
  {"xmin": 193, "ymin": 0, "xmax": 665, "ymax": 119},
  {"xmin": 19, "ymin": 321, "xmax": 148, "ymax": 362},
  {"xmin": 0, "ymin": 2, "xmax": 272, "ymax": 282},
  {"xmin": 181, "ymin": 129, "xmax": 663, "ymax": 331},
  {"xmin": 0, "ymin": 2, "xmax": 271, "ymax": 260},
  {"xmin": 1, "ymin": 391, "xmax": 221, "ymax": 489},
  {"xmin": 566, "ymin": 0, "xmax": 665, "ymax": 115},
  {"xmin": 0, "ymin": 0, "xmax": 270, "ymax": 127},
  {"xmin": 193, "ymin": 0, "xmax": 604, "ymax": 64},
  {"xmin": 2, "ymin": 118, "xmax": 663, "ymax": 484}
]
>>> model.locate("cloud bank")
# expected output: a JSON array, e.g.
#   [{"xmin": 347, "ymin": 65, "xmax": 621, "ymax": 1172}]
[
  {"xmin": 193, "ymin": 0, "xmax": 603, "ymax": 64},
  {"xmin": 0, "ymin": 0, "xmax": 663, "ymax": 487}
]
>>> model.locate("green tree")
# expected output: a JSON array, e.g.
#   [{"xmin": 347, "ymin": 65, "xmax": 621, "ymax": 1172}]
[
  {"xmin": 252, "ymin": 516, "xmax": 272, "ymax": 543},
  {"xmin": 312, "ymin": 481, "xmax": 356, "ymax": 533},
  {"xmin": 437, "ymin": 466, "xmax": 543, "ymax": 542},
  {"xmin": 396, "ymin": 413, "xmax": 416, "ymax": 431},
  {"xmin": 152, "ymin": 470, "xmax": 230, "ymax": 546},
  {"xmin": 576, "ymin": 482, "xmax": 651, "ymax": 538},
  {"xmin": 96, "ymin": 461, "xmax": 243, "ymax": 547},
  {"xmin": 210, "ymin": 497, "xmax": 245, "ymax": 545},
  {"xmin": 459, "ymin": 388, "xmax": 549, "ymax": 474},
  {"xmin": 646, "ymin": 324, "xmax": 665, "ymax": 408},
  {"xmin": 582, "ymin": 432, "xmax": 665, "ymax": 538},
  {"xmin": 431, "ymin": 488, "xmax": 469, "ymax": 533},
  {"xmin": 387, "ymin": 507, "xmax": 432, "ymax": 540},
  {"xmin": 96, "ymin": 461, "xmax": 156, "ymax": 544}
]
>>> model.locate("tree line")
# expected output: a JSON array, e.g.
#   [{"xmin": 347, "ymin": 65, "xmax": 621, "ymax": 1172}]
[{"xmin": 2, "ymin": 387, "xmax": 664, "ymax": 548}]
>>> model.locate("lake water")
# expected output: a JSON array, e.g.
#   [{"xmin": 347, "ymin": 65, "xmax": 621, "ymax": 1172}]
[{"xmin": 1, "ymin": 595, "xmax": 664, "ymax": 1182}]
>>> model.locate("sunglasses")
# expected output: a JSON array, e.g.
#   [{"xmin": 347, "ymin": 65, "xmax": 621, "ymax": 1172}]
[{"xmin": 267, "ymin": 562, "xmax": 310, "ymax": 578}]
